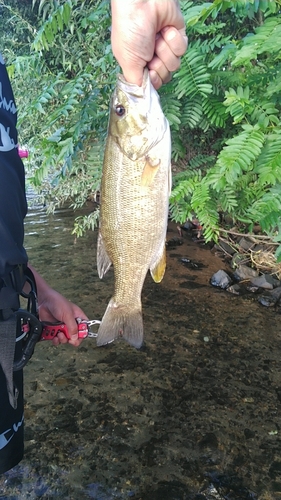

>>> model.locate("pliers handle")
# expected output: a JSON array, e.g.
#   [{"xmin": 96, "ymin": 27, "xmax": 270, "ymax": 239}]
[{"xmin": 41, "ymin": 319, "xmax": 100, "ymax": 341}]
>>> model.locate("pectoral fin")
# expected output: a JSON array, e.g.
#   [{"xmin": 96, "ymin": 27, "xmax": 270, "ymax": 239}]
[
  {"xmin": 141, "ymin": 156, "xmax": 161, "ymax": 187},
  {"xmin": 97, "ymin": 231, "xmax": 112, "ymax": 279},
  {"xmin": 150, "ymin": 243, "xmax": 166, "ymax": 283}
]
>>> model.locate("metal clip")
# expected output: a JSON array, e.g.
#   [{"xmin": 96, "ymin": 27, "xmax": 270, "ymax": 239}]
[{"xmin": 85, "ymin": 319, "xmax": 101, "ymax": 338}]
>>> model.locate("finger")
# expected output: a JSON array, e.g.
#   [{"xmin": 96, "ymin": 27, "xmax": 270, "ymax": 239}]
[
  {"xmin": 120, "ymin": 62, "xmax": 145, "ymax": 86},
  {"xmin": 154, "ymin": 33, "xmax": 182, "ymax": 72},
  {"xmin": 68, "ymin": 337, "xmax": 83, "ymax": 347},
  {"xmin": 147, "ymin": 55, "xmax": 172, "ymax": 89},
  {"xmin": 148, "ymin": 69, "xmax": 163, "ymax": 90},
  {"xmin": 161, "ymin": 26, "xmax": 188, "ymax": 58},
  {"xmin": 52, "ymin": 331, "xmax": 68, "ymax": 346}
]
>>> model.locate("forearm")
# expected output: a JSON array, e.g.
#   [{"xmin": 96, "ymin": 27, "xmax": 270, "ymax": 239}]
[{"xmin": 27, "ymin": 264, "xmax": 52, "ymax": 305}]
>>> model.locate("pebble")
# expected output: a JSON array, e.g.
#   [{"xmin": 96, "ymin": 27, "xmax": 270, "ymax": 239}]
[
  {"xmin": 226, "ymin": 284, "xmax": 241, "ymax": 295},
  {"xmin": 210, "ymin": 270, "xmax": 232, "ymax": 289},
  {"xmin": 258, "ymin": 286, "xmax": 281, "ymax": 307}
]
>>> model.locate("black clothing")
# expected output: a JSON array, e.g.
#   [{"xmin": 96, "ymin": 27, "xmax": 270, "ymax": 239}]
[
  {"xmin": 0, "ymin": 54, "xmax": 27, "ymax": 474},
  {"xmin": 0, "ymin": 54, "xmax": 28, "ymax": 276}
]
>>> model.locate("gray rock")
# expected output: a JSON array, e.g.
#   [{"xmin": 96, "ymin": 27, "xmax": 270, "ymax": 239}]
[
  {"xmin": 182, "ymin": 221, "xmax": 193, "ymax": 230},
  {"xmin": 238, "ymin": 236, "xmax": 254, "ymax": 251},
  {"xmin": 258, "ymin": 286, "xmax": 281, "ymax": 307},
  {"xmin": 210, "ymin": 270, "xmax": 232, "ymax": 289},
  {"xmin": 251, "ymin": 274, "xmax": 280, "ymax": 290},
  {"xmin": 246, "ymin": 285, "xmax": 260, "ymax": 294},
  {"xmin": 226, "ymin": 284, "xmax": 242, "ymax": 295},
  {"xmin": 216, "ymin": 240, "xmax": 236, "ymax": 255},
  {"xmin": 233, "ymin": 264, "xmax": 259, "ymax": 281}
]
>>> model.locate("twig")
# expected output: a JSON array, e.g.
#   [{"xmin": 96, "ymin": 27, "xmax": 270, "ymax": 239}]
[{"xmin": 219, "ymin": 228, "xmax": 279, "ymax": 245}]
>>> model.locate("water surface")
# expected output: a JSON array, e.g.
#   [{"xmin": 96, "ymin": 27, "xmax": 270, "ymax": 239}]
[{"xmin": 1, "ymin": 201, "xmax": 280, "ymax": 499}]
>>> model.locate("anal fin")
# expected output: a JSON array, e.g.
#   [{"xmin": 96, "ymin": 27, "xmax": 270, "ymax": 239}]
[{"xmin": 150, "ymin": 244, "xmax": 166, "ymax": 283}]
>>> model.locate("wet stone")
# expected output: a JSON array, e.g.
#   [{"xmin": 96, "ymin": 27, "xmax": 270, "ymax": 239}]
[
  {"xmin": 244, "ymin": 428, "xmax": 255, "ymax": 439},
  {"xmin": 210, "ymin": 270, "xmax": 232, "ymax": 289},
  {"xmin": 238, "ymin": 236, "xmax": 255, "ymax": 251},
  {"xmin": 166, "ymin": 237, "xmax": 183, "ymax": 247},
  {"xmin": 226, "ymin": 284, "xmax": 242, "ymax": 295},
  {"xmin": 258, "ymin": 286, "xmax": 281, "ymax": 307},
  {"xmin": 233, "ymin": 264, "xmax": 259, "ymax": 281},
  {"xmin": 180, "ymin": 257, "xmax": 205, "ymax": 270},
  {"xmin": 251, "ymin": 274, "xmax": 280, "ymax": 290},
  {"xmin": 246, "ymin": 285, "xmax": 260, "ymax": 294},
  {"xmin": 215, "ymin": 240, "xmax": 236, "ymax": 255}
]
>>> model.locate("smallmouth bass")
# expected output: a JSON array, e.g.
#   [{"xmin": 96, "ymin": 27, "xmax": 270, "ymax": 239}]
[{"xmin": 97, "ymin": 69, "xmax": 171, "ymax": 348}]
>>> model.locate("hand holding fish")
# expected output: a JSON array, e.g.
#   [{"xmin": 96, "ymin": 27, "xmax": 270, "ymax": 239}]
[
  {"xmin": 28, "ymin": 266, "xmax": 87, "ymax": 347},
  {"xmin": 111, "ymin": 0, "xmax": 187, "ymax": 89}
]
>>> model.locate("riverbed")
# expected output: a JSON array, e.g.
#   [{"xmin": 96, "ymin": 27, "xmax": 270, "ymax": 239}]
[{"xmin": 1, "ymin": 201, "xmax": 281, "ymax": 499}]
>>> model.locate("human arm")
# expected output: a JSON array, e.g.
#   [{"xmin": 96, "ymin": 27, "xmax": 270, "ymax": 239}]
[
  {"xmin": 110, "ymin": 0, "xmax": 187, "ymax": 89},
  {"xmin": 28, "ymin": 265, "xmax": 87, "ymax": 347}
]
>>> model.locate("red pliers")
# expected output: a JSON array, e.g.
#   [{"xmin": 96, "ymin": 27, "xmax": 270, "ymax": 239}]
[
  {"xmin": 13, "ymin": 314, "xmax": 101, "ymax": 372},
  {"xmin": 40, "ymin": 319, "xmax": 101, "ymax": 341}
]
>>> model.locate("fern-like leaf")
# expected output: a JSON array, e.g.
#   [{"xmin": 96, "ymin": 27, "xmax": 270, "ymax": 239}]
[
  {"xmin": 254, "ymin": 131, "xmax": 281, "ymax": 185},
  {"xmin": 232, "ymin": 16, "xmax": 281, "ymax": 67},
  {"xmin": 208, "ymin": 125, "xmax": 265, "ymax": 190},
  {"xmin": 174, "ymin": 47, "xmax": 212, "ymax": 99}
]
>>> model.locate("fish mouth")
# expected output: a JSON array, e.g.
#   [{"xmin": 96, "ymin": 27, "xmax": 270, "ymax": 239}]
[
  {"xmin": 116, "ymin": 68, "xmax": 156, "ymax": 109},
  {"xmin": 117, "ymin": 68, "xmax": 149, "ymax": 96}
]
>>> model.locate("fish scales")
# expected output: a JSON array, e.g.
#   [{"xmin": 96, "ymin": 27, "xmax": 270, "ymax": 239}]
[{"xmin": 97, "ymin": 69, "xmax": 171, "ymax": 348}]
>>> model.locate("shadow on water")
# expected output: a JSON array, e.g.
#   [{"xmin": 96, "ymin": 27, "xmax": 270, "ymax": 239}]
[{"xmin": 1, "ymin": 199, "xmax": 281, "ymax": 499}]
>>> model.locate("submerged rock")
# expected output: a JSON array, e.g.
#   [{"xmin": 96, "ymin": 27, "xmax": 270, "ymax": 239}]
[
  {"xmin": 226, "ymin": 284, "xmax": 242, "ymax": 295},
  {"xmin": 210, "ymin": 270, "xmax": 232, "ymax": 289},
  {"xmin": 166, "ymin": 237, "xmax": 183, "ymax": 247},
  {"xmin": 258, "ymin": 286, "xmax": 281, "ymax": 307}
]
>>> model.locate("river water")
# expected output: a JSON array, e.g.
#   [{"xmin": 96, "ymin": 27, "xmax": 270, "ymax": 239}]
[{"xmin": 0, "ymin": 200, "xmax": 281, "ymax": 499}]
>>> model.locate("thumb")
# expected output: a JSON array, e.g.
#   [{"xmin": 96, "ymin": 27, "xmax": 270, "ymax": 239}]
[{"xmin": 120, "ymin": 62, "xmax": 145, "ymax": 86}]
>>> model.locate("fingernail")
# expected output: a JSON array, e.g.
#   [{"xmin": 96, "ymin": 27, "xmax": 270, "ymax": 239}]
[{"xmin": 166, "ymin": 29, "xmax": 176, "ymax": 42}]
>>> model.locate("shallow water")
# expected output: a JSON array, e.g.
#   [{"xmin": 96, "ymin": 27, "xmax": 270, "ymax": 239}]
[{"xmin": 1, "ymin": 201, "xmax": 281, "ymax": 499}]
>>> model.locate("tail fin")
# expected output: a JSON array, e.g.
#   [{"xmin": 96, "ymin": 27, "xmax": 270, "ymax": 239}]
[{"xmin": 97, "ymin": 298, "xmax": 143, "ymax": 348}]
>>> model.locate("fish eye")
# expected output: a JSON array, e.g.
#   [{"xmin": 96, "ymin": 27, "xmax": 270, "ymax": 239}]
[{"xmin": 115, "ymin": 104, "xmax": 126, "ymax": 117}]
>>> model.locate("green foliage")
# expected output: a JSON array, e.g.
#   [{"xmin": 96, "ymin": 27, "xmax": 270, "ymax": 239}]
[
  {"xmin": 2, "ymin": 0, "xmax": 116, "ymax": 234},
  {"xmin": 168, "ymin": 0, "xmax": 281, "ymax": 259},
  {"xmin": 2, "ymin": 0, "xmax": 281, "ymax": 256}
]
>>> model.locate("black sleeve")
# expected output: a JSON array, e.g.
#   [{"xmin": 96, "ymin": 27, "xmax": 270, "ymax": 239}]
[{"xmin": 0, "ymin": 54, "xmax": 28, "ymax": 277}]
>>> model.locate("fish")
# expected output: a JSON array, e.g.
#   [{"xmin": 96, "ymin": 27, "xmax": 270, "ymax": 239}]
[{"xmin": 96, "ymin": 68, "xmax": 171, "ymax": 348}]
